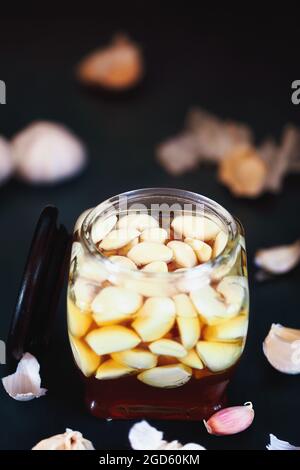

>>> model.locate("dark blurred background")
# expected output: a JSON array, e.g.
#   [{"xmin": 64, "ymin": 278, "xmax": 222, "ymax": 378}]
[{"xmin": 0, "ymin": 5, "xmax": 300, "ymax": 450}]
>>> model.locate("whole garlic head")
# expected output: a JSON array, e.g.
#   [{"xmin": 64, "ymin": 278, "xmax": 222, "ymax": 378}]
[
  {"xmin": 263, "ymin": 324, "xmax": 300, "ymax": 374},
  {"xmin": 11, "ymin": 121, "xmax": 86, "ymax": 184},
  {"xmin": 0, "ymin": 136, "xmax": 14, "ymax": 184},
  {"xmin": 32, "ymin": 428, "xmax": 94, "ymax": 450}
]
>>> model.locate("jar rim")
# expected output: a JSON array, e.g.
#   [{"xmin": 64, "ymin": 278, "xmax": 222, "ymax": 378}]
[{"xmin": 80, "ymin": 188, "xmax": 241, "ymax": 280}]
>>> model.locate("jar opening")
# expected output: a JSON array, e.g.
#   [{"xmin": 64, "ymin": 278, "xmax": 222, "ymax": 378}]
[{"xmin": 80, "ymin": 188, "xmax": 239, "ymax": 279}]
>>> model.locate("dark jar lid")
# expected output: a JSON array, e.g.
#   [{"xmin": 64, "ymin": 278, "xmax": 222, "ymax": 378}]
[{"xmin": 6, "ymin": 206, "xmax": 71, "ymax": 368}]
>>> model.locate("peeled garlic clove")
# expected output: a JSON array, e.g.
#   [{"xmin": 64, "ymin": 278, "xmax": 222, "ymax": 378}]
[
  {"xmin": 141, "ymin": 228, "xmax": 168, "ymax": 244},
  {"xmin": 99, "ymin": 228, "xmax": 140, "ymax": 251},
  {"xmin": 149, "ymin": 339, "xmax": 187, "ymax": 358},
  {"xmin": 73, "ymin": 277, "xmax": 99, "ymax": 311},
  {"xmin": 85, "ymin": 325, "xmax": 140, "ymax": 355},
  {"xmin": 196, "ymin": 341, "xmax": 242, "ymax": 372},
  {"xmin": 216, "ymin": 276, "xmax": 246, "ymax": 316},
  {"xmin": 77, "ymin": 35, "xmax": 143, "ymax": 91},
  {"xmin": 67, "ymin": 298, "xmax": 93, "ymax": 337},
  {"xmin": 109, "ymin": 255, "xmax": 137, "ymax": 270},
  {"xmin": 173, "ymin": 293, "xmax": 197, "ymax": 318},
  {"xmin": 0, "ymin": 136, "xmax": 14, "ymax": 184},
  {"xmin": 255, "ymin": 240, "xmax": 300, "ymax": 274},
  {"xmin": 118, "ymin": 213, "xmax": 158, "ymax": 231},
  {"xmin": 180, "ymin": 349, "xmax": 204, "ymax": 370},
  {"xmin": 132, "ymin": 297, "xmax": 176, "ymax": 341},
  {"xmin": 69, "ymin": 334, "xmax": 101, "ymax": 377},
  {"xmin": 128, "ymin": 242, "xmax": 173, "ymax": 265},
  {"xmin": 137, "ymin": 364, "xmax": 192, "ymax": 388},
  {"xmin": 263, "ymin": 323, "xmax": 300, "ymax": 374},
  {"xmin": 142, "ymin": 261, "xmax": 168, "ymax": 273},
  {"xmin": 79, "ymin": 256, "xmax": 108, "ymax": 283},
  {"xmin": 266, "ymin": 434, "xmax": 300, "ymax": 450},
  {"xmin": 91, "ymin": 215, "xmax": 117, "ymax": 243},
  {"xmin": 184, "ymin": 238, "xmax": 212, "ymax": 263},
  {"xmin": 32, "ymin": 428, "xmax": 95, "ymax": 450},
  {"xmin": 11, "ymin": 121, "xmax": 86, "ymax": 184},
  {"xmin": 92, "ymin": 286, "xmax": 142, "ymax": 316},
  {"xmin": 213, "ymin": 230, "xmax": 228, "ymax": 258},
  {"xmin": 171, "ymin": 215, "xmax": 221, "ymax": 240},
  {"xmin": 112, "ymin": 349, "xmax": 157, "ymax": 370},
  {"xmin": 2, "ymin": 353, "xmax": 47, "ymax": 401},
  {"xmin": 177, "ymin": 317, "xmax": 201, "ymax": 349},
  {"xmin": 203, "ymin": 315, "xmax": 248, "ymax": 342},
  {"xmin": 96, "ymin": 359, "xmax": 134, "ymax": 380},
  {"xmin": 167, "ymin": 241, "xmax": 197, "ymax": 268},
  {"xmin": 204, "ymin": 402, "xmax": 254, "ymax": 435}
]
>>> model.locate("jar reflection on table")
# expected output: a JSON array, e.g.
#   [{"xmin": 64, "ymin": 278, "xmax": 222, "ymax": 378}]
[{"xmin": 67, "ymin": 189, "xmax": 249, "ymax": 420}]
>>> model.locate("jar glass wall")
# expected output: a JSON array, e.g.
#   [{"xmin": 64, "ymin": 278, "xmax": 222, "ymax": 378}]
[{"xmin": 67, "ymin": 188, "xmax": 249, "ymax": 420}]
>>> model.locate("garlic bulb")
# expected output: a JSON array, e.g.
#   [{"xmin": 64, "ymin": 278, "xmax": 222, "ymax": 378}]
[
  {"xmin": 32, "ymin": 428, "xmax": 94, "ymax": 450},
  {"xmin": 11, "ymin": 121, "xmax": 86, "ymax": 184},
  {"xmin": 0, "ymin": 136, "xmax": 14, "ymax": 184},
  {"xmin": 2, "ymin": 353, "xmax": 47, "ymax": 401},
  {"xmin": 263, "ymin": 324, "xmax": 300, "ymax": 374},
  {"xmin": 255, "ymin": 240, "xmax": 300, "ymax": 274},
  {"xmin": 267, "ymin": 434, "xmax": 300, "ymax": 450},
  {"xmin": 129, "ymin": 421, "xmax": 205, "ymax": 450},
  {"xmin": 77, "ymin": 35, "xmax": 144, "ymax": 91}
]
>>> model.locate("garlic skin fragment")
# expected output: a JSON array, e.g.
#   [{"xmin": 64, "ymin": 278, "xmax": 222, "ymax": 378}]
[
  {"xmin": 11, "ymin": 121, "xmax": 87, "ymax": 184},
  {"xmin": 263, "ymin": 323, "xmax": 300, "ymax": 374},
  {"xmin": 204, "ymin": 402, "xmax": 254, "ymax": 436},
  {"xmin": 129, "ymin": 420, "xmax": 205, "ymax": 450},
  {"xmin": 0, "ymin": 136, "xmax": 14, "ymax": 184},
  {"xmin": 32, "ymin": 428, "xmax": 94, "ymax": 450},
  {"xmin": 255, "ymin": 240, "xmax": 300, "ymax": 274},
  {"xmin": 267, "ymin": 434, "xmax": 300, "ymax": 451},
  {"xmin": 2, "ymin": 353, "xmax": 47, "ymax": 401}
]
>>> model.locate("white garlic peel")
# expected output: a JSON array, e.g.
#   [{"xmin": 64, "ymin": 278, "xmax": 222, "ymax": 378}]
[
  {"xmin": 263, "ymin": 324, "xmax": 300, "ymax": 374},
  {"xmin": 128, "ymin": 421, "xmax": 205, "ymax": 450},
  {"xmin": 267, "ymin": 434, "xmax": 300, "ymax": 450},
  {"xmin": 255, "ymin": 240, "xmax": 300, "ymax": 274},
  {"xmin": 1, "ymin": 353, "xmax": 47, "ymax": 401},
  {"xmin": 0, "ymin": 136, "xmax": 14, "ymax": 184},
  {"xmin": 11, "ymin": 121, "xmax": 86, "ymax": 184},
  {"xmin": 32, "ymin": 428, "xmax": 94, "ymax": 450}
]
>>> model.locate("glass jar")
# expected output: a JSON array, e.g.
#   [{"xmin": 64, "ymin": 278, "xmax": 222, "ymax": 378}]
[{"xmin": 67, "ymin": 188, "xmax": 249, "ymax": 420}]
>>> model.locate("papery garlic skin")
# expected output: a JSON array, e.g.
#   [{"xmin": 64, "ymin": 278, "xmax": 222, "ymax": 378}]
[
  {"xmin": 0, "ymin": 136, "xmax": 14, "ymax": 184},
  {"xmin": 129, "ymin": 421, "xmax": 205, "ymax": 450},
  {"xmin": 204, "ymin": 402, "xmax": 254, "ymax": 436},
  {"xmin": 255, "ymin": 240, "xmax": 300, "ymax": 274},
  {"xmin": 11, "ymin": 121, "xmax": 86, "ymax": 184},
  {"xmin": 32, "ymin": 428, "xmax": 94, "ymax": 450},
  {"xmin": 263, "ymin": 324, "xmax": 300, "ymax": 374},
  {"xmin": 1, "ymin": 352, "xmax": 47, "ymax": 401},
  {"xmin": 267, "ymin": 434, "xmax": 300, "ymax": 451}
]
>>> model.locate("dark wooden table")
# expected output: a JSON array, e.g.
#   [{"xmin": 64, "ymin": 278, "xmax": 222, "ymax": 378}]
[{"xmin": 0, "ymin": 7, "xmax": 299, "ymax": 450}]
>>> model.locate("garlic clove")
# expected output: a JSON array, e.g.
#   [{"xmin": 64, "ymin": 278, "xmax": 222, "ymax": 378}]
[
  {"xmin": 67, "ymin": 298, "xmax": 93, "ymax": 337},
  {"xmin": 11, "ymin": 121, "xmax": 86, "ymax": 184},
  {"xmin": 69, "ymin": 335, "xmax": 101, "ymax": 377},
  {"xmin": 255, "ymin": 240, "xmax": 300, "ymax": 274},
  {"xmin": 179, "ymin": 348, "xmax": 204, "ymax": 370},
  {"xmin": 129, "ymin": 420, "xmax": 205, "ymax": 450},
  {"xmin": 0, "ymin": 136, "xmax": 14, "ymax": 185},
  {"xmin": 266, "ymin": 434, "xmax": 300, "ymax": 450},
  {"xmin": 85, "ymin": 325, "xmax": 141, "ymax": 355},
  {"xmin": 177, "ymin": 317, "xmax": 201, "ymax": 349},
  {"xmin": 149, "ymin": 339, "xmax": 187, "ymax": 358},
  {"xmin": 91, "ymin": 215, "xmax": 118, "ymax": 243},
  {"xmin": 196, "ymin": 341, "xmax": 242, "ymax": 372},
  {"xmin": 2, "ymin": 353, "xmax": 47, "ymax": 401},
  {"xmin": 263, "ymin": 323, "xmax": 300, "ymax": 374},
  {"xmin": 137, "ymin": 364, "xmax": 192, "ymax": 388},
  {"xmin": 32, "ymin": 428, "xmax": 94, "ymax": 450},
  {"xmin": 111, "ymin": 349, "xmax": 157, "ymax": 370},
  {"xmin": 95, "ymin": 359, "xmax": 134, "ymax": 380},
  {"xmin": 204, "ymin": 402, "xmax": 254, "ymax": 436},
  {"xmin": 203, "ymin": 314, "xmax": 248, "ymax": 342}
]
